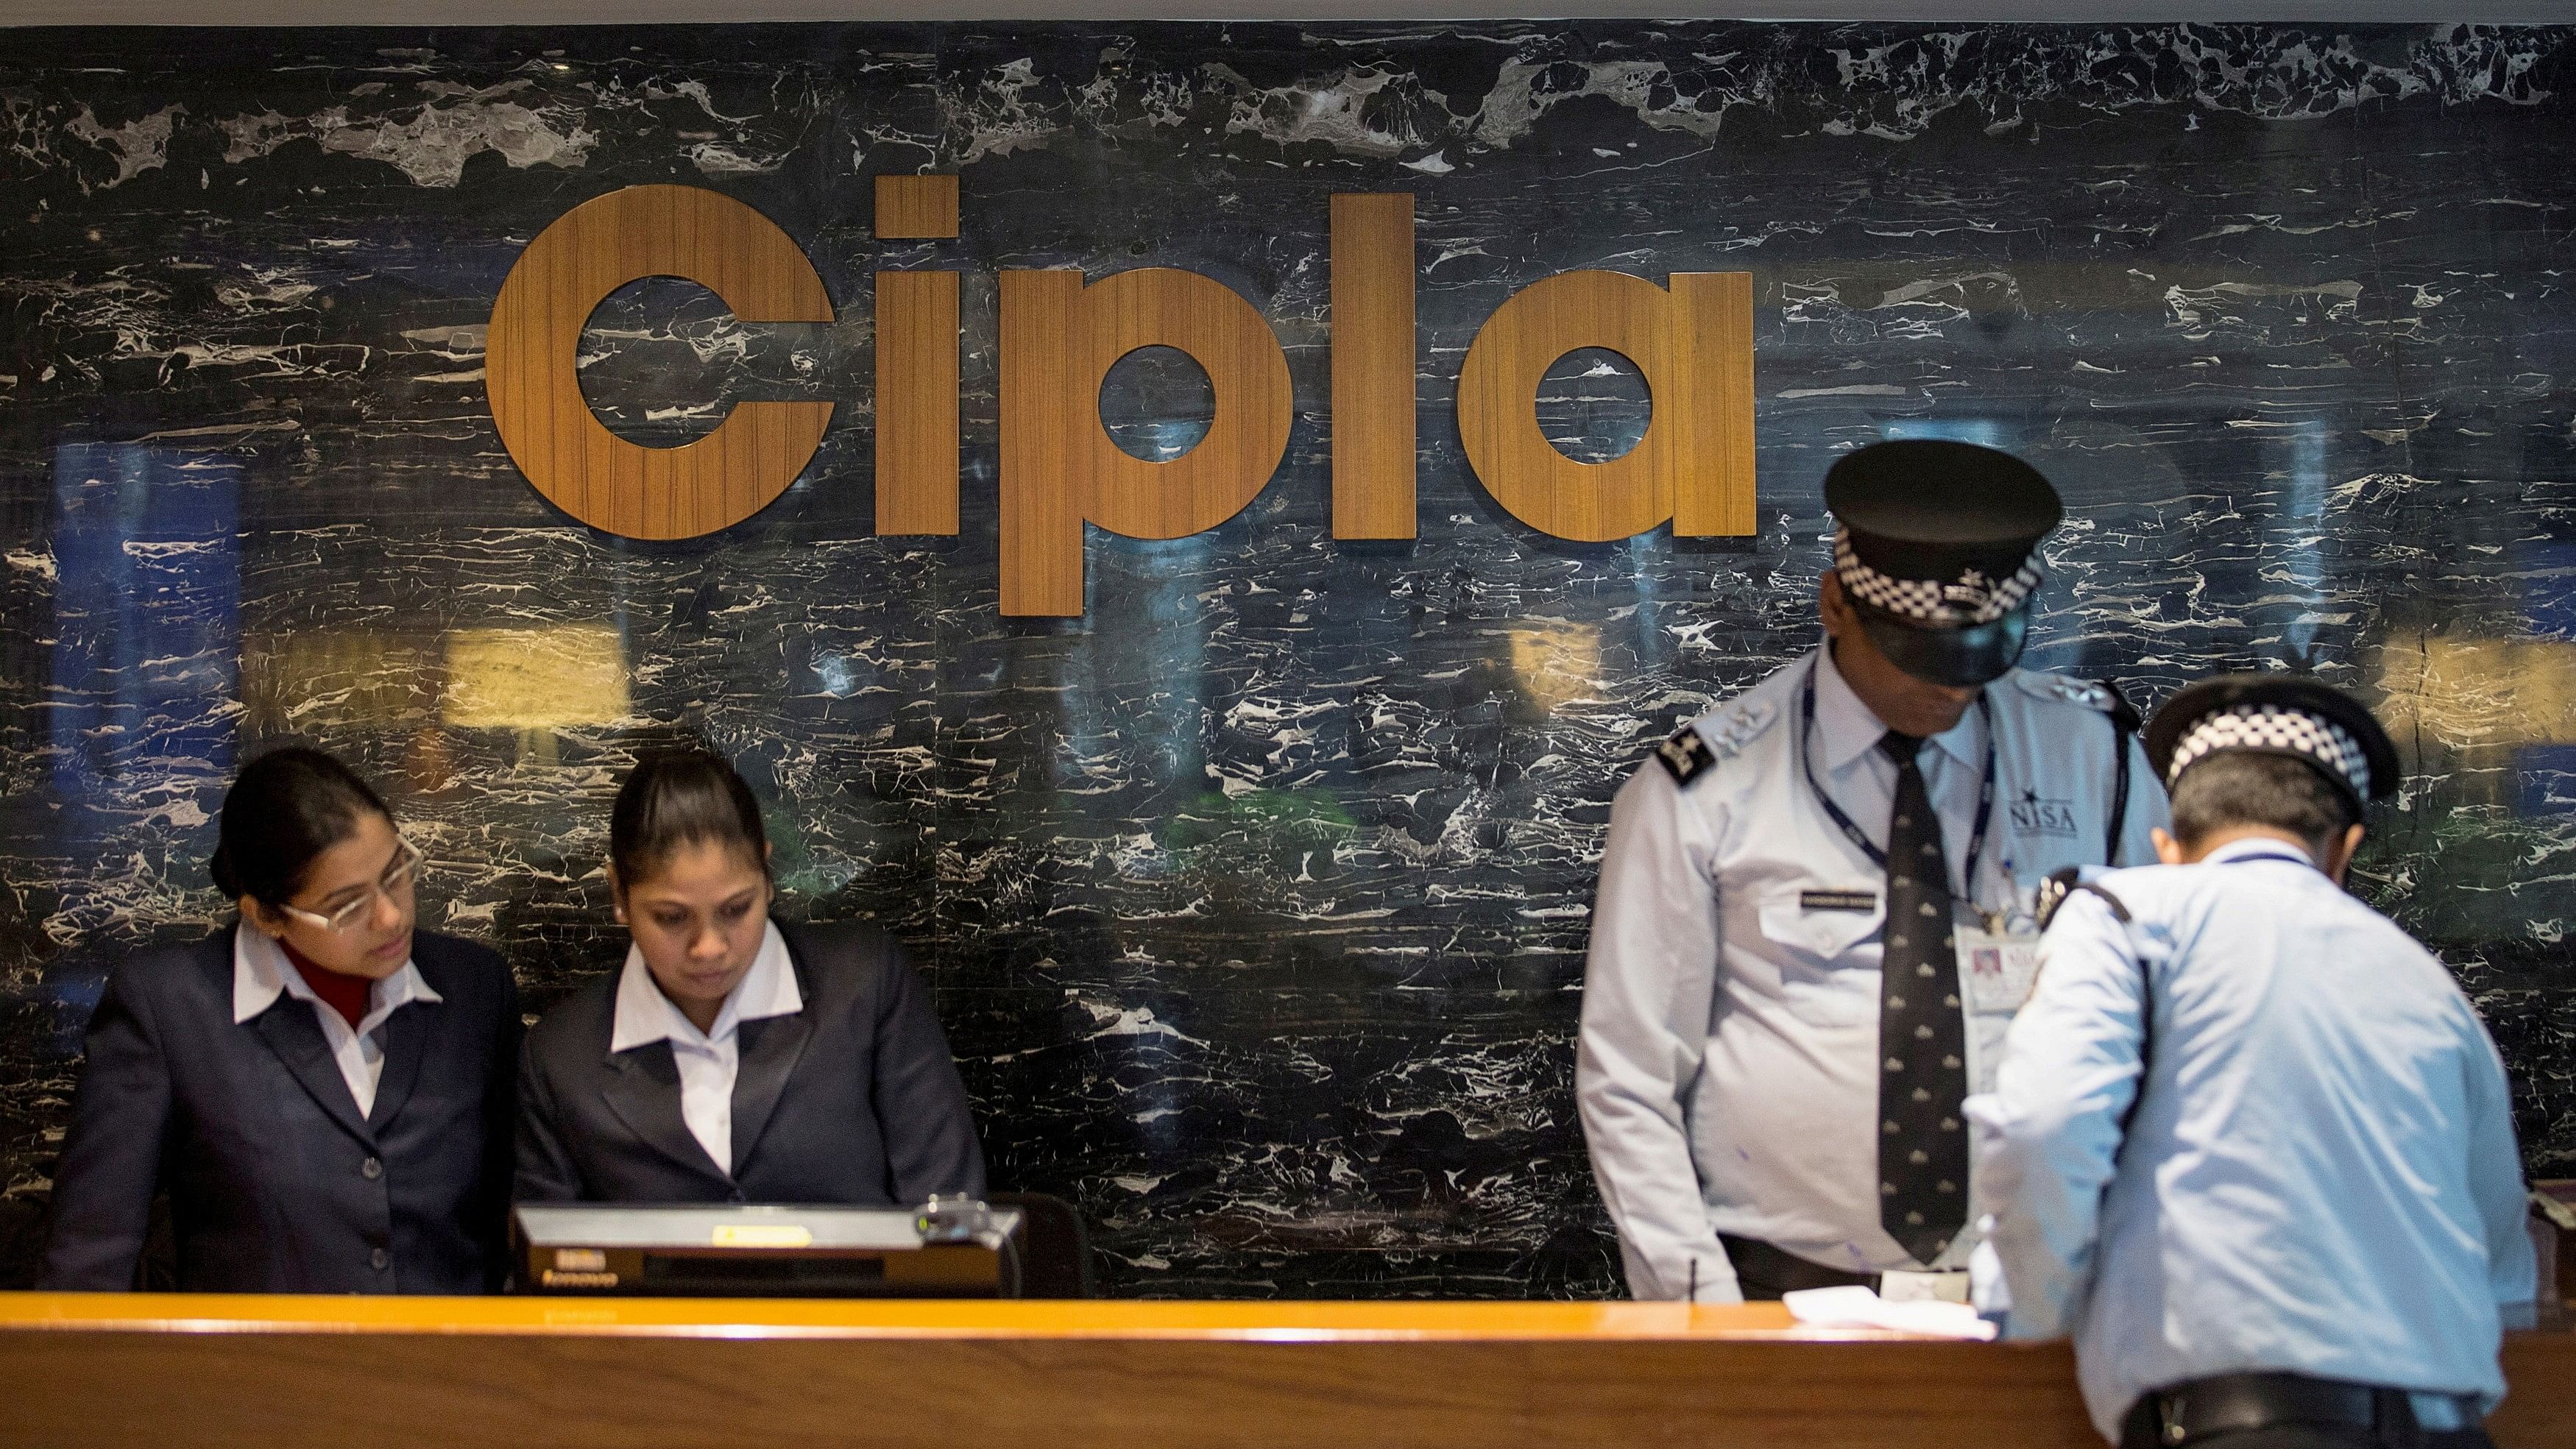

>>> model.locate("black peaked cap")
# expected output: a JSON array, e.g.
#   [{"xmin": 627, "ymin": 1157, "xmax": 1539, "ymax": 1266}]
[{"xmin": 1824, "ymin": 439, "xmax": 2064, "ymax": 584}]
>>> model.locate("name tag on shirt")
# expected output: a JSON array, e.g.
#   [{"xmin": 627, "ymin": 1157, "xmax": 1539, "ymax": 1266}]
[
  {"xmin": 1958, "ymin": 922, "xmax": 2042, "ymax": 1014},
  {"xmin": 1800, "ymin": 890, "xmax": 1878, "ymax": 913}
]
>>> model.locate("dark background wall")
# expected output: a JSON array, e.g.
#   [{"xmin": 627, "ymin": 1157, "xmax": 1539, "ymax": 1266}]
[{"xmin": 1, "ymin": 20, "xmax": 2571, "ymax": 1296}]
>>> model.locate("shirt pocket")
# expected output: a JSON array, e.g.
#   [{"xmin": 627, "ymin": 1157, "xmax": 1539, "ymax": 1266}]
[{"xmin": 1752, "ymin": 885, "xmax": 1882, "ymax": 1025}]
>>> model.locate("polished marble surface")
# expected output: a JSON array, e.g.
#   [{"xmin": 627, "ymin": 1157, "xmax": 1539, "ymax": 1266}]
[{"xmin": 1, "ymin": 21, "xmax": 2572, "ymax": 1294}]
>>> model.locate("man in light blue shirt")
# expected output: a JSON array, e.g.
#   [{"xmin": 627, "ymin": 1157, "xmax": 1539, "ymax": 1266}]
[{"xmin": 1969, "ymin": 674, "xmax": 2536, "ymax": 1449}]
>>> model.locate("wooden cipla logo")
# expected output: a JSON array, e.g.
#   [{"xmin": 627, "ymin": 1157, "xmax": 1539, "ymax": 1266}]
[{"xmin": 486, "ymin": 178, "xmax": 1755, "ymax": 617}]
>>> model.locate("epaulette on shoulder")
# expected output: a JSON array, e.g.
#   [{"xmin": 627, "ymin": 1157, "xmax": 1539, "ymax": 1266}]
[
  {"xmin": 2015, "ymin": 671, "xmax": 2139, "ymax": 729},
  {"xmin": 1653, "ymin": 699, "xmax": 1777, "ymax": 787},
  {"xmin": 1655, "ymin": 729, "xmax": 1715, "ymax": 785}
]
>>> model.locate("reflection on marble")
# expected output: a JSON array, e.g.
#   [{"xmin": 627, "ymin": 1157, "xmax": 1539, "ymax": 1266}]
[{"xmin": 1, "ymin": 22, "xmax": 2573, "ymax": 1294}]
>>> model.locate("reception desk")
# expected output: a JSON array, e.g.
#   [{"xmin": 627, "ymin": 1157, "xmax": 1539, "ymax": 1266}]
[{"xmin": 2, "ymin": 1294, "xmax": 2570, "ymax": 1449}]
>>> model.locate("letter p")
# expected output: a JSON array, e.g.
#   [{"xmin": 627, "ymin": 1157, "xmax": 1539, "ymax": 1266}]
[{"xmin": 998, "ymin": 268, "xmax": 1294, "ymax": 617}]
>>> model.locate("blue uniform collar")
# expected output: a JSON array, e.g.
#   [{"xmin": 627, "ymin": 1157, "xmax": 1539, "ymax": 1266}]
[
  {"xmin": 1813, "ymin": 644, "xmax": 1986, "ymax": 773},
  {"xmin": 2201, "ymin": 836, "xmax": 2321, "ymax": 869}
]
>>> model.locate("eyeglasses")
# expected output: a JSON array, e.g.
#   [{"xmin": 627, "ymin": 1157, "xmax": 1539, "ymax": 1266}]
[{"xmin": 274, "ymin": 838, "xmax": 423, "ymax": 934}]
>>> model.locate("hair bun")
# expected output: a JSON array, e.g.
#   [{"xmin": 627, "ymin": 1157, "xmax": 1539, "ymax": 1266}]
[{"xmin": 208, "ymin": 842, "xmax": 241, "ymax": 899}]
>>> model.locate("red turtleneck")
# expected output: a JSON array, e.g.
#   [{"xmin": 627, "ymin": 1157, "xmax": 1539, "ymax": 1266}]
[{"xmin": 280, "ymin": 939, "xmax": 372, "ymax": 1030}]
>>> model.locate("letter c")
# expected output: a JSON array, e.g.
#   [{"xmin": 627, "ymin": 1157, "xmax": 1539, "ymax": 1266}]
[{"xmin": 486, "ymin": 185, "xmax": 835, "ymax": 540}]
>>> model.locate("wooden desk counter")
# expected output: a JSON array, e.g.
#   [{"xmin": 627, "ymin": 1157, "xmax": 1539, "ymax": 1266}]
[{"xmin": 1, "ymin": 1294, "xmax": 2568, "ymax": 1449}]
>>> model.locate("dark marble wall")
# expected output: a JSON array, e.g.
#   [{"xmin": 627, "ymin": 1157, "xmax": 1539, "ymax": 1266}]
[{"xmin": 1, "ymin": 20, "xmax": 2572, "ymax": 1296}]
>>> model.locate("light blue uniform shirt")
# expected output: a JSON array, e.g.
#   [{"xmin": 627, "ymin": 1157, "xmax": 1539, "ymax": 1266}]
[
  {"xmin": 1579, "ymin": 645, "xmax": 2165, "ymax": 1300},
  {"xmin": 1967, "ymin": 838, "xmax": 2537, "ymax": 1441}
]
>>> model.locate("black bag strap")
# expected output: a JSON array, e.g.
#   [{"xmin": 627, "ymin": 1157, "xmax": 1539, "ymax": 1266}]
[
  {"xmin": 2099, "ymin": 679, "xmax": 2142, "ymax": 866},
  {"xmin": 2081, "ymin": 879, "xmax": 2155, "ymax": 1143},
  {"xmin": 2035, "ymin": 865, "xmax": 2131, "ymax": 931},
  {"xmin": 2036, "ymin": 871, "xmax": 2152, "ymax": 1140}
]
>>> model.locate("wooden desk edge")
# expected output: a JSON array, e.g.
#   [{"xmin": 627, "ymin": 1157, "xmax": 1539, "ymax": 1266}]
[
  {"xmin": 0, "ymin": 1292, "xmax": 1917, "ymax": 1342},
  {"xmin": 3, "ymin": 1292, "xmax": 2567, "ymax": 1345},
  {"xmin": 3, "ymin": 1295, "xmax": 2569, "ymax": 1449}
]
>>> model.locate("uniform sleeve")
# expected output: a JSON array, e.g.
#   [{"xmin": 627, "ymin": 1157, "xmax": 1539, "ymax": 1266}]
[
  {"xmin": 870, "ymin": 940, "xmax": 987, "ymax": 1203},
  {"xmin": 1966, "ymin": 889, "xmax": 2148, "ymax": 1339},
  {"xmin": 2114, "ymin": 729, "xmax": 2168, "ymax": 869},
  {"xmin": 2460, "ymin": 1010, "xmax": 2536, "ymax": 1308},
  {"xmin": 1575, "ymin": 762, "xmax": 1735, "ymax": 1301},
  {"xmin": 38, "ymin": 965, "xmax": 174, "ymax": 1291},
  {"xmin": 512, "ymin": 1030, "xmax": 586, "ymax": 1205}
]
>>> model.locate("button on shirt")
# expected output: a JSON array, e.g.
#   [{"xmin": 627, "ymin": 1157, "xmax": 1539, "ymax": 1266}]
[
  {"xmin": 1967, "ymin": 840, "xmax": 2537, "ymax": 1441},
  {"xmin": 608, "ymin": 921, "xmax": 802, "ymax": 1177},
  {"xmin": 232, "ymin": 928, "xmax": 442, "ymax": 1119},
  {"xmin": 1577, "ymin": 646, "xmax": 2165, "ymax": 1301}
]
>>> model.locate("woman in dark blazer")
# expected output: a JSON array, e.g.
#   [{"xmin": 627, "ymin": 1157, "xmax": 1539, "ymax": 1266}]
[
  {"xmin": 41, "ymin": 748, "xmax": 519, "ymax": 1293},
  {"xmin": 516, "ymin": 750, "xmax": 983, "ymax": 1206}
]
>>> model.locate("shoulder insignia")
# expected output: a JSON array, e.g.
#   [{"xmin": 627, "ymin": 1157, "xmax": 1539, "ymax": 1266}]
[
  {"xmin": 1655, "ymin": 727, "xmax": 1716, "ymax": 786},
  {"xmin": 1708, "ymin": 698, "xmax": 1777, "ymax": 758},
  {"xmin": 1653, "ymin": 700, "xmax": 1777, "ymax": 787},
  {"xmin": 2017, "ymin": 672, "xmax": 2115, "ymax": 712}
]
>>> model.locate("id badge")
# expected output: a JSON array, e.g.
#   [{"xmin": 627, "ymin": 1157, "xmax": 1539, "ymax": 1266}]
[
  {"xmin": 1957, "ymin": 922, "xmax": 2041, "ymax": 1016},
  {"xmin": 1959, "ymin": 913, "xmax": 2040, "ymax": 1098},
  {"xmin": 1879, "ymin": 1269, "xmax": 1970, "ymax": 1304}
]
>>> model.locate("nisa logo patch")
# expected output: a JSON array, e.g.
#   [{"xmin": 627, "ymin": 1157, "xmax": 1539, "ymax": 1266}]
[{"xmin": 2010, "ymin": 790, "xmax": 2081, "ymax": 840}]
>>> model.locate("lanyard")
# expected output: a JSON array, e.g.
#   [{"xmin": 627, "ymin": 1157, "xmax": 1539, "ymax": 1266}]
[{"xmin": 1797, "ymin": 658, "xmax": 1997, "ymax": 898}]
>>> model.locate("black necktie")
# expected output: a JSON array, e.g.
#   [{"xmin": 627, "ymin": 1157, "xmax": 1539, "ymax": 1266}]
[{"xmin": 1877, "ymin": 731, "xmax": 1969, "ymax": 1266}]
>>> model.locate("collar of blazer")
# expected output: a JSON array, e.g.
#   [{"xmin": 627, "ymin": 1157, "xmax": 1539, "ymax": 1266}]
[
  {"xmin": 598, "ymin": 924, "xmax": 818, "ymax": 1183},
  {"xmin": 227, "ymin": 924, "xmax": 441, "ymax": 1148}
]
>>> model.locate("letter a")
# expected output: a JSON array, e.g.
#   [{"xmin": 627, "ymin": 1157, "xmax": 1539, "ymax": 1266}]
[{"xmin": 1456, "ymin": 270, "xmax": 1755, "ymax": 542}]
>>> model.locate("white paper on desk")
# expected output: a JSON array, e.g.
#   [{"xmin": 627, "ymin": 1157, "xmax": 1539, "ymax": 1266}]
[{"xmin": 1781, "ymin": 1285, "xmax": 1999, "ymax": 1341}]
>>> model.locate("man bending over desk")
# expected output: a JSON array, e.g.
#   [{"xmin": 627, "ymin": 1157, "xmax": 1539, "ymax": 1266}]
[{"xmin": 1968, "ymin": 674, "xmax": 2536, "ymax": 1449}]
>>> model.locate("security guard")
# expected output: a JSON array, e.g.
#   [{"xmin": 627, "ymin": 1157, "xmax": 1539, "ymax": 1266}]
[
  {"xmin": 1577, "ymin": 439, "xmax": 2167, "ymax": 1303},
  {"xmin": 1970, "ymin": 676, "xmax": 2536, "ymax": 1449}
]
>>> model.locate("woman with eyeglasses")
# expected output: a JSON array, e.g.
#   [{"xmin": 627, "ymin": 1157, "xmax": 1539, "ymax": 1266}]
[
  {"xmin": 40, "ymin": 747, "xmax": 520, "ymax": 1293},
  {"xmin": 515, "ymin": 749, "xmax": 983, "ymax": 1208}
]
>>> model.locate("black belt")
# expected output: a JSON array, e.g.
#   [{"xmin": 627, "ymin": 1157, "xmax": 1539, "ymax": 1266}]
[
  {"xmin": 2120, "ymin": 1372, "xmax": 2485, "ymax": 1449},
  {"xmin": 1719, "ymin": 1234, "xmax": 1880, "ymax": 1299}
]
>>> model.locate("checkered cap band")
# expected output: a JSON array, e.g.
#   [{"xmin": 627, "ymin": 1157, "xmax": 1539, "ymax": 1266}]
[
  {"xmin": 2167, "ymin": 703, "xmax": 2372, "ymax": 800},
  {"xmin": 1833, "ymin": 529, "xmax": 2042, "ymax": 627}
]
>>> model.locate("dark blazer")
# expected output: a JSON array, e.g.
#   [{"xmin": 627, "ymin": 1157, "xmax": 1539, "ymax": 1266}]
[
  {"xmin": 516, "ymin": 920, "xmax": 985, "ymax": 1206},
  {"xmin": 40, "ymin": 926, "xmax": 520, "ymax": 1294}
]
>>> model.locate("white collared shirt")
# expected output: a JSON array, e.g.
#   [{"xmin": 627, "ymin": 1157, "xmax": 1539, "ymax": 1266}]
[
  {"xmin": 1577, "ymin": 645, "xmax": 2168, "ymax": 1300},
  {"xmin": 232, "ymin": 927, "xmax": 443, "ymax": 1119},
  {"xmin": 609, "ymin": 919, "xmax": 802, "ymax": 1177}
]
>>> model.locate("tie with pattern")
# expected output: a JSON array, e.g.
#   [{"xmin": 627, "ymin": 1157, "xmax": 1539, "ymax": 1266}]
[{"xmin": 1877, "ymin": 730, "xmax": 1969, "ymax": 1266}]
